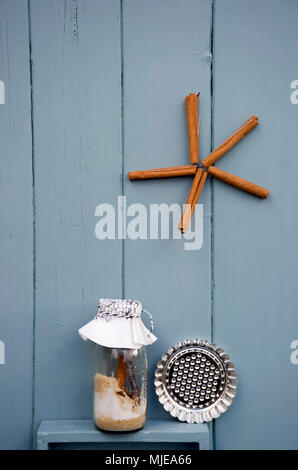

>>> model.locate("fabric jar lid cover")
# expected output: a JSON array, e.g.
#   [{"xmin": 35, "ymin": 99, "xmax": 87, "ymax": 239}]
[{"xmin": 79, "ymin": 298, "xmax": 157, "ymax": 349}]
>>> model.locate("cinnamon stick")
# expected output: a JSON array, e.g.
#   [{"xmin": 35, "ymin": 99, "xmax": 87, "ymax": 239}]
[
  {"xmin": 179, "ymin": 115, "xmax": 259, "ymax": 232},
  {"xmin": 178, "ymin": 168, "xmax": 204, "ymax": 232},
  {"xmin": 129, "ymin": 165, "xmax": 196, "ymax": 180},
  {"xmin": 202, "ymin": 116, "xmax": 258, "ymax": 167},
  {"xmin": 192, "ymin": 171, "xmax": 208, "ymax": 209},
  {"xmin": 179, "ymin": 170, "xmax": 207, "ymax": 233},
  {"xmin": 207, "ymin": 166, "xmax": 269, "ymax": 198},
  {"xmin": 129, "ymin": 164, "xmax": 269, "ymax": 199},
  {"xmin": 185, "ymin": 93, "xmax": 199, "ymax": 163}
]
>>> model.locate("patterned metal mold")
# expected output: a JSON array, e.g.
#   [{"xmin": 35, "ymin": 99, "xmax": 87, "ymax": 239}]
[{"xmin": 154, "ymin": 339, "xmax": 237, "ymax": 423}]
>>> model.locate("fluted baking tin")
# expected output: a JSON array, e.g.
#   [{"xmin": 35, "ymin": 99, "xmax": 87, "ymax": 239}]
[{"xmin": 154, "ymin": 339, "xmax": 237, "ymax": 423}]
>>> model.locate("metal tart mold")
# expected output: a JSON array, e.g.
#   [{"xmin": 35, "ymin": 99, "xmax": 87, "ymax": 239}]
[{"xmin": 154, "ymin": 339, "xmax": 237, "ymax": 423}]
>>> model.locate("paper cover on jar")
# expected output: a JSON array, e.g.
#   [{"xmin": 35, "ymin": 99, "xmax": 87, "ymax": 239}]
[{"xmin": 79, "ymin": 298, "xmax": 157, "ymax": 349}]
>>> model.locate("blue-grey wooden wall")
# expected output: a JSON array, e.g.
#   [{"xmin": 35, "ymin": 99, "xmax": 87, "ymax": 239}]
[{"xmin": 0, "ymin": 0, "xmax": 297, "ymax": 450}]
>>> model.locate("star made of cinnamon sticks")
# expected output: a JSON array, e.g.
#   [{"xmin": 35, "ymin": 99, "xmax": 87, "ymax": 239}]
[{"xmin": 129, "ymin": 93, "xmax": 270, "ymax": 233}]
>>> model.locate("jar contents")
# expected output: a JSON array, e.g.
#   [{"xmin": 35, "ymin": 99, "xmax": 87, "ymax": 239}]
[{"xmin": 94, "ymin": 373, "xmax": 146, "ymax": 431}]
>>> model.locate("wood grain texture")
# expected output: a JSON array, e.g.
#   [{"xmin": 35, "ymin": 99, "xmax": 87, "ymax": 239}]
[
  {"xmin": 123, "ymin": 0, "xmax": 213, "ymax": 419},
  {"xmin": 213, "ymin": 0, "xmax": 298, "ymax": 450},
  {"xmin": 0, "ymin": 0, "xmax": 33, "ymax": 449},
  {"xmin": 29, "ymin": 0, "xmax": 122, "ymax": 432},
  {"xmin": 1, "ymin": 0, "xmax": 298, "ymax": 450}
]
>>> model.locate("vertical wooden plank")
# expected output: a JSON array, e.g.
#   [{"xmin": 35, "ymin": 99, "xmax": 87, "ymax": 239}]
[
  {"xmin": 213, "ymin": 0, "xmax": 298, "ymax": 449},
  {"xmin": 0, "ymin": 0, "xmax": 33, "ymax": 449},
  {"xmin": 30, "ymin": 0, "xmax": 122, "ymax": 429},
  {"xmin": 123, "ymin": 0, "xmax": 213, "ymax": 418}
]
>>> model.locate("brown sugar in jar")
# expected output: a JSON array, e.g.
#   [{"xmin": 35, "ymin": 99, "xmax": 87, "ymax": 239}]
[{"xmin": 94, "ymin": 373, "xmax": 146, "ymax": 431}]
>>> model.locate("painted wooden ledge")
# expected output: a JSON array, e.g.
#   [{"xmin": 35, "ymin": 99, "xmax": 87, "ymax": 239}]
[{"xmin": 37, "ymin": 419, "xmax": 210, "ymax": 450}]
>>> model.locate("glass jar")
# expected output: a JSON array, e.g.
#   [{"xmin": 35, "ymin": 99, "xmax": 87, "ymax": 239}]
[{"xmin": 93, "ymin": 344, "xmax": 148, "ymax": 432}]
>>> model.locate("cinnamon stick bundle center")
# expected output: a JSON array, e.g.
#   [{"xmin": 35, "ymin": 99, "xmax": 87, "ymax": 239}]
[
  {"xmin": 179, "ymin": 115, "xmax": 259, "ymax": 233},
  {"xmin": 129, "ymin": 93, "xmax": 269, "ymax": 234}
]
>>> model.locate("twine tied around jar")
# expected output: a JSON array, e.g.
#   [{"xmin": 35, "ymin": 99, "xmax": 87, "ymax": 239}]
[{"xmin": 95, "ymin": 298, "xmax": 154, "ymax": 334}]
